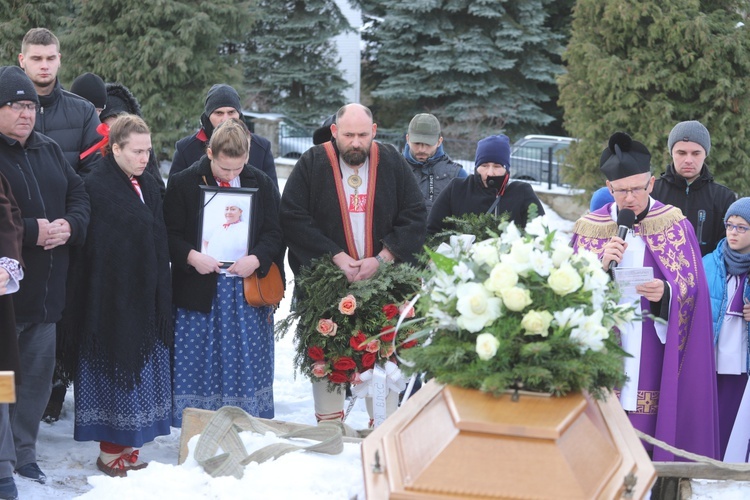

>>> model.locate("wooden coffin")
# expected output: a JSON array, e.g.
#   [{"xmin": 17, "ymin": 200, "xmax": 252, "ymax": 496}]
[{"xmin": 361, "ymin": 380, "xmax": 655, "ymax": 499}]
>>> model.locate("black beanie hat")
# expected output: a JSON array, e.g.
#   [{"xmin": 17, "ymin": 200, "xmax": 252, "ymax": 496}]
[
  {"xmin": 204, "ymin": 84, "xmax": 241, "ymax": 116},
  {"xmin": 313, "ymin": 114, "xmax": 336, "ymax": 145},
  {"xmin": 0, "ymin": 66, "xmax": 38, "ymax": 105},
  {"xmin": 99, "ymin": 83, "xmax": 142, "ymax": 121},
  {"xmin": 70, "ymin": 73, "xmax": 107, "ymax": 109}
]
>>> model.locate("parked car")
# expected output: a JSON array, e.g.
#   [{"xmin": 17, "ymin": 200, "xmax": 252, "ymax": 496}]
[
  {"xmin": 510, "ymin": 135, "xmax": 575, "ymax": 186},
  {"xmin": 241, "ymin": 111, "xmax": 315, "ymax": 158}
]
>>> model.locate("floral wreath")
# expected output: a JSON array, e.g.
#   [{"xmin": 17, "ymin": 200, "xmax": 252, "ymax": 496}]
[
  {"xmin": 277, "ymin": 256, "xmax": 423, "ymax": 392},
  {"xmin": 402, "ymin": 215, "xmax": 637, "ymax": 400}
]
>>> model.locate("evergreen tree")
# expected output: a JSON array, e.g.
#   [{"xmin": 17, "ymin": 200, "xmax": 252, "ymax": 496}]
[
  {"xmin": 61, "ymin": 0, "xmax": 254, "ymax": 158},
  {"xmin": 243, "ymin": 0, "xmax": 351, "ymax": 125},
  {"xmin": 355, "ymin": 0, "xmax": 564, "ymax": 139},
  {"xmin": 559, "ymin": 0, "xmax": 750, "ymax": 196},
  {"xmin": 0, "ymin": 0, "xmax": 67, "ymax": 66}
]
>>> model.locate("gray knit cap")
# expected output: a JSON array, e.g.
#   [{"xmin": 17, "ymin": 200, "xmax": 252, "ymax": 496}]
[
  {"xmin": 204, "ymin": 84, "xmax": 241, "ymax": 116},
  {"xmin": 668, "ymin": 120, "xmax": 711, "ymax": 156},
  {"xmin": 724, "ymin": 197, "xmax": 750, "ymax": 225},
  {"xmin": 0, "ymin": 66, "xmax": 38, "ymax": 105}
]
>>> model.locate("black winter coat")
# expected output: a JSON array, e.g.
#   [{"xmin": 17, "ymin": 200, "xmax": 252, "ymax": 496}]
[
  {"xmin": 652, "ymin": 163, "xmax": 736, "ymax": 256},
  {"xmin": 0, "ymin": 131, "xmax": 90, "ymax": 323},
  {"xmin": 164, "ymin": 156, "xmax": 285, "ymax": 313},
  {"xmin": 427, "ymin": 174, "xmax": 545, "ymax": 234},
  {"xmin": 36, "ymin": 79, "xmax": 103, "ymax": 176},
  {"xmin": 169, "ymin": 129, "xmax": 278, "ymax": 187}
]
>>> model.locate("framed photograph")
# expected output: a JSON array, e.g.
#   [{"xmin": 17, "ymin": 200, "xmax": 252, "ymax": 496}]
[{"xmin": 197, "ymin": 186, "xmax": 258, "ymax": 268}]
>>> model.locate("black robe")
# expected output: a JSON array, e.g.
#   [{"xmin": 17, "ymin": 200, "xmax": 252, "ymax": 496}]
[{"xmin": 280, "ymin": 141, "xmax": 427, "ymax": 276}]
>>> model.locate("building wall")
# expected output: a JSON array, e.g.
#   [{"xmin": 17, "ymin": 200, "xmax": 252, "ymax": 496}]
[{"xmin": 333, "ymin": 0, "xmax": 362, "ymax": 104}]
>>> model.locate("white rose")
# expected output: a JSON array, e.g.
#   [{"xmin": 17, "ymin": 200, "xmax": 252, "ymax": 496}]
[
  {"xmin": 521, "ymin": 310, "xmax": 554, "ymax": 337},
  {"xmin": 483, "ymin": 262, "xmax": 519, "ymax": 294},
  {"xmin": 475, "ymin": 332, "xmax": 500, "ymax": 361},
  {"xmin": 501, "ymin": 240, "xmax": 533, "ymax": 276},
  {"xmin": 547, "ymin": 263, "xmax": 583, "ymax": 296},
  {"xmin": 471, "ymin": 239, "xmax": 500, "ymax": 267},
  {"xmin": 500, "ymin": 286, "xmax": 533, "ymax": 312},
  {"xmin": 455, "ymin": 282, "xmax": 503, "ymax": 333},
  {"xmin": 551, "ymin": 243, "xmax": 574, "ymax": 267}
]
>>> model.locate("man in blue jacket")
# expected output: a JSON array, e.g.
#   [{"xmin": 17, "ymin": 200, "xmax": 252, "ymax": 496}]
[{"xmin": 0, "ymin": 66, "xmax": 90, "ymax": 496}]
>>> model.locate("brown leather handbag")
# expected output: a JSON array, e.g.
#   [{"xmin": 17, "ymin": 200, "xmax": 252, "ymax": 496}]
[{"xmin": 243, "ymin": 262, "xmax": 284, "ymax": 307}]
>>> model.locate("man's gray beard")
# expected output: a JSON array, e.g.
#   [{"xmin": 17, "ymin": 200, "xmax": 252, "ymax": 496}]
[{"xmin": 341, "ymin": 148, "xmax": 368, "ymax": 167}]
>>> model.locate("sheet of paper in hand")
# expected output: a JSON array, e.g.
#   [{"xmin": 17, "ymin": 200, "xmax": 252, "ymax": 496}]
[{"xmin": 613, "ymin": 267, "xmax": 654, "ymax": 296}]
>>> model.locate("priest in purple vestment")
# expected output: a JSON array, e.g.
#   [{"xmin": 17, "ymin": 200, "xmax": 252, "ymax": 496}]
[{"xmin": 571, "ymin": 132, "xmax": 719, "ymax": 461}]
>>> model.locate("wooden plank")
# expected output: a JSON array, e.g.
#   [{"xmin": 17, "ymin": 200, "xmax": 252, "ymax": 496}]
[
  {"xmin": 654, "ymin": 462, "xmax": 750, "ymax": 481},
  {"xmin": 0, "ymin": 371, "xmax": 15, "ymax": 403}
]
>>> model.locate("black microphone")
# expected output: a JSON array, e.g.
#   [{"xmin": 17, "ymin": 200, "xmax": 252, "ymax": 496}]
[
  {"xmin": 486, "ymin": 175, "xmax": 505, "ymax": 188},
  {"xmin": 609, "ymin": 208, "xmax": 636, "ymax": 271}
]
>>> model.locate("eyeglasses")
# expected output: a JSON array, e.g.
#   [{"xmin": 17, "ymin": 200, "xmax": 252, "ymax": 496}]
[
  {"xmin": 609, "ymin": 179, "xmax": 651, "ymax": 197},
  {"xmin": 5, "ymin": 102, "xmax": 38, "ymax": 112},
  {"xmin": 725, "ymin": 223, "xmax": 750, "ymax": 234}
]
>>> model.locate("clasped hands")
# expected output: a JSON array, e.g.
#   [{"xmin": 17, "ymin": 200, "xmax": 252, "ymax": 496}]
[
  {"xmin": 37, "ymin": 218, "xmax": 71, "ymax": 250},
  {"xmin": 333, "ymin": 249, "xmax": 392, "ymax": 282},
  {"xmin": 187, "ymin": 250, "xmax": 260, "ymax": 278}
]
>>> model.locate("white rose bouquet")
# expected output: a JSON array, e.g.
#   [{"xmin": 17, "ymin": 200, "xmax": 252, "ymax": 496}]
[{"xmin": 403, "ymin": 216, "xmax": 637, "ymax": 399}]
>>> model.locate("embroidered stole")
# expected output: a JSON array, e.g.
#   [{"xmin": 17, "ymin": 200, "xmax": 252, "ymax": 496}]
[{"xmin": 324, "ymin": 141, "xmax": 379, "ymax": 260}]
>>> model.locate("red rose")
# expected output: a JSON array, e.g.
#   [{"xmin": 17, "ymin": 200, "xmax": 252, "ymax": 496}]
[
  {"xmin": 382, "ymin": 304, "xmax": 399, "ymax": 320},
  {"xmin": 402, "ymin": 339, "xmax": 418, "ymax": 349},
  {"xmin": 328, "ymin": 371, "xmax": 349, "ymax": 384},
  {"xmin": 350, "ymin": 331, "xmax": 368, "ymax": 351},
  {"xmin": 308, "ymin": 346, "xmax": 325, "ymax": 361},
  {"xmin": 380, "ymin": 326, "xmax": 396, "ymax": 343},
  {"xmin": 333, "ymin": 357, "xmax": 357, "ymax": 371},
  {"xmin": 362, "ymin": 352, "xmax": 376, "ymax": 368}
]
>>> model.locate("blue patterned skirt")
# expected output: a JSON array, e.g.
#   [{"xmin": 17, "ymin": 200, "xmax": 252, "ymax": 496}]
[
  {"xmin": 74, "ymin": 342, "xmax": 172, "ymax": 447},
  {"xmin": 171, "ymin": 274, "xmax": 275, "ymax": 427}
]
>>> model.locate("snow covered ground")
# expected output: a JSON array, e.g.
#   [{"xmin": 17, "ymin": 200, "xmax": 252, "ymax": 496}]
[{"xmin": 9, "ymin": 178, "xmax": 749, "ymax": 499}]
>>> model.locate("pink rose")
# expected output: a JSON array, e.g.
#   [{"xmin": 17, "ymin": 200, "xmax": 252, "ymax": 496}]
[
  {"xmin": 399, "ymin": 302, "xmax": 415, "ymax": 318},
  {"xmin": 380, "ymin": 345, "xmax": 395, "ymax": 358},
  {"xmin": 312, "ymin": 361, "xmax": 327, "ymax": 378},
  {"xmin": 316, "ymin": 318, "xmax": 338, "ymax": 337},
  {"xmin": 365, "ymin": 340, "xmax": 380, "ymax": 353},
  {"xmin": 338, "ymin": 295, "xmax": 357, "ymax": 315}
]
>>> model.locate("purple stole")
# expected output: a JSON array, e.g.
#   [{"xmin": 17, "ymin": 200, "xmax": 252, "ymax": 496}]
[{"xmin": 571, "ymin": 200, "xmax": 720, "ymax": 461}]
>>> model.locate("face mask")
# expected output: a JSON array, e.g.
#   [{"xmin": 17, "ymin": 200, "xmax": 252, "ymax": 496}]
[{"xmin": 486, "ymin": 175, "xmax": 506, "ymax": 189}]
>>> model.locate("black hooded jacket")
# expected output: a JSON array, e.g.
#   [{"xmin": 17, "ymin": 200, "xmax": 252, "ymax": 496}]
[{"xmin": 652, "ymin": 163, "xmax": 736, "ymax": 256}]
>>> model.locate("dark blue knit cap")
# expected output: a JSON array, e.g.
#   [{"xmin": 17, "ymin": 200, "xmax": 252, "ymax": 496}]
[{"xmin": 475, "ymin": 135, "xmax": 511, "ymax": 169}]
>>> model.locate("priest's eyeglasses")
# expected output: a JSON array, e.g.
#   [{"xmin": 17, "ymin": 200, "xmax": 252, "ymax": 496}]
[
  {"xmin": 725, "ymin": 223, "xmax": 750, "ymax": 234},
  {"xmin": 4, "ymin": 102, "xmax": 38, "ymax": 112},
  {"xmin": 609, "ymin": 180, "xmax": 650, "ymax": 197}
]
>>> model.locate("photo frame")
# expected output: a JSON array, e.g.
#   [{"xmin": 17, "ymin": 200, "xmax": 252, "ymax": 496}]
[{"xmin": 197, "ymin": 186, "xmax": 258, "ymax": 268}]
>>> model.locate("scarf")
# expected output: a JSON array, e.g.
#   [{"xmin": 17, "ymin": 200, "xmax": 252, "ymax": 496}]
[{"xmin": 724, "ymin": 244, "xmax": 750, "ymax": 277}]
